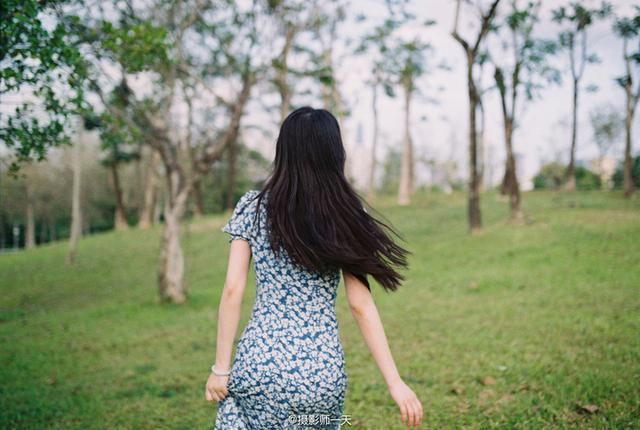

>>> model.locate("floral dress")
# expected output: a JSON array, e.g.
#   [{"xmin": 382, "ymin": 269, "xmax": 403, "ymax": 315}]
[{"xmin": 214, "ymin": 189, "xmax": 348, "ymax": 429}]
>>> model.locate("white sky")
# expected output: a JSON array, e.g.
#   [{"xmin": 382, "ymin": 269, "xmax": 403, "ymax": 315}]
[
  {"xmin": 302, "ymin": 0, "xmax": 640, "ymax": 190},
  {"xmin": 3, "ymin": 0, "xmax": 638, "ymax": 192}
]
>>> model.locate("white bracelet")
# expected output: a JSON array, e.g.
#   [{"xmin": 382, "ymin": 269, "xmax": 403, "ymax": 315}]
[{"xmin": 211, "ymin": 364, "xmax": 231, "ymax": 376}]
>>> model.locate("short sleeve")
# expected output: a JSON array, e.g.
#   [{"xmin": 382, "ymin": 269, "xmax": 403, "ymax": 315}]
[{"xmin": 221, "ymin": 190, "xmax": 260, "ymax": 244}]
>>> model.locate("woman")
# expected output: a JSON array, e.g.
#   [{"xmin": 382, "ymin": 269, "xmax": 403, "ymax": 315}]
[{"xmin": 206, "ymin": 107, "xmax": 424, "ymax": 429}]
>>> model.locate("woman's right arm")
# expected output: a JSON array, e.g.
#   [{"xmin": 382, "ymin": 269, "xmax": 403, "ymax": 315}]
[{"xmin": 343, "ymin": 271, "xmax": 424, "ymax": 428}]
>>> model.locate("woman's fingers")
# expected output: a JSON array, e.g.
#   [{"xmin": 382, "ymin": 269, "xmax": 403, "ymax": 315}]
[
  {"xmin": 215, "ymin": 388, "xmax": 227, "ymax": 400},
  {"xmin": 414, "ymin": 398, "xmax": 424, "ymax": 422},
  {"xmin": 400, "ymin": 402, "xmax": 408, "ymax": 425},
  {"xmin": 407, "ymin": 401, "xmax": 416, "ymax": 427}
]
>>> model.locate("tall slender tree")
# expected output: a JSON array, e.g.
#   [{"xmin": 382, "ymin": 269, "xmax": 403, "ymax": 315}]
[
  {"xmin": 392, "ymin": 38, "xmax": 432, "ymax": 206},
  {"xmin": 552, "ymin": 2, "xmax": 612, "ymax": 191},
  {"xmin": 355, "ymin": 16, "xmax": 399, "ymax": 199},
  {"xmin": 451, "ymin": 0, "xmax": 501, "ymax": 232},
  {"xmin": 613, "ymin": 7, "xmax": 640, "ymax": 197},
  {"xmin": 492, "ymin": 0, "xmax": 558, "ymax": 220}
]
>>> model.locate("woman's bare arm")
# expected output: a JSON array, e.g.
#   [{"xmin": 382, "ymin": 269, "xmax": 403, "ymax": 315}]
[
  {"xmin": 343, "ymin": 271, "xmax": 424, "ymax": 428},
  {"xmin": 205, "ymin": 239, "xmax": 252, "ymax": 403}
]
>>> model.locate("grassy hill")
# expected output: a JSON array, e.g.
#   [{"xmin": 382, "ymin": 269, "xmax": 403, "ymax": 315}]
[{"xmin": 1, "ymin": 191, "xmax": 639, "ymax": 429}]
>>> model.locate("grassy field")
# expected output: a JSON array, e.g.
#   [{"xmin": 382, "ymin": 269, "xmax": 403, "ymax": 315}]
[{"xmin": 1, "ymin": 191, "xmax": 639, "ymax": 429}]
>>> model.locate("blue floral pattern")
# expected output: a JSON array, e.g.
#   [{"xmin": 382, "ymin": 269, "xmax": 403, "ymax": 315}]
[{"xmin": 214, "ymin": 189, "xmax": 348, "ymax": 429}]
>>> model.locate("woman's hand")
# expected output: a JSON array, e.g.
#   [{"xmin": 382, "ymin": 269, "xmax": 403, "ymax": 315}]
[
  {"xmin": 205, "ymin": 373, "xmax": 230, "ymax": 402},
  {"xmin": 389, "ymin": 379, "xmax": 424, "ymax": 428}
]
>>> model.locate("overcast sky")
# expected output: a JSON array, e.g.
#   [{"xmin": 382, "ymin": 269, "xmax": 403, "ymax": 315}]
[{"xmin": 298, "ymin": 0, "xmax": 640, "ymax": 190}]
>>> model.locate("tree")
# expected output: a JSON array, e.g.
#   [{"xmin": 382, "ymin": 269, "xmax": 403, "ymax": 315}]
[
  {"xmin": 613, "ymin": 7, "xmax": 640, "ymax": 197},
  {"xmin": 491, "ymin": 0, "xmax": 558, "ymax": 220},
  {"xmin": 96, "ymin": 80, "xmax": 141, "ymax": 230},
  {"xmin": 590, "ymin": 104, "xmax": 623, "ymax": 187},
  {"xmin": 138, "ymin": 149, "xmax": 161, "ymax": 229},
  {"xmin": 0, "ymin": 0, "xmax": 88, "ymax": 174},
  {"xmin": 391, "ymin": 38, "xmax": 432, "ymax": 206},
  {"xmin": 73, "ymin": 0, "xmax": 264, "ymax": 303},
  {"xmin": 359, "ymin": 1, "xmax": 434, "ymax": 206},
  {"xmin": 552, "ymin": 2, "xmax": 612, "ymax": 191},
  {"xmin": 268, "ymin": 0, "xmax": 316, "ymax": 122},
  {"xmin": 355, "ymin": 16, "xmax": 399, "ymax": 199},
  {"xmin": 451, "ymin": 0, "xmax": 501, "ymax": 232},
  {"xmin": 67, "ymin": 119, "xmax": 84, "ymax": 264}
]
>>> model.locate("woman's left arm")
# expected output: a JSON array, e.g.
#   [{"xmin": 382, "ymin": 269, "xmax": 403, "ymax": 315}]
[{"xmin": 205, "ymin": 239, "xmax": 252, "ymax": 403}]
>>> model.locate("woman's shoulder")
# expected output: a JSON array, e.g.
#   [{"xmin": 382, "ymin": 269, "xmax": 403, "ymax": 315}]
[{"xmin": 237, "ymin": 189, "xmax": 261, "ymax": 209}]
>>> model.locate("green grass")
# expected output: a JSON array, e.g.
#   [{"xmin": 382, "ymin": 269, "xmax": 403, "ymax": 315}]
[{"xmin": 1, "ymin": 190, "xmax": 639, "ymax": 429}]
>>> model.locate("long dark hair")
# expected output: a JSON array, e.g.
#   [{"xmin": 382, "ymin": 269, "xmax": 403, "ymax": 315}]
[{"xmin": 254, "ymin": 106, "xmax": 410, "ymax": 292}]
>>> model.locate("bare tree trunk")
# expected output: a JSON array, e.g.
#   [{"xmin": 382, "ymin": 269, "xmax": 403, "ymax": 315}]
[
  {"xmin": 67, "ymin": 126, "xmax": 83, "ymax": 264},
  {"xmin": 277, "ymin": 26, "xmax": 296, "ymax": 123},
  {"xmin": 467, "ymin": 56, "xmax": 482, "ymax": 232},
  {"xmin": 109, "ymin": 163, "xmax": 129, "ymax": 230},
  {"xmin": 503, "ymin": 121, "xmax": 523, "ymax": 220},
  {"xmin": 477, "ymin": 98, "xmax": 486, "ymax": 193},
  {"xmin": 139, "ymin": 150, "xmax": 160, "ymax": 229},
  {"xmin": 226, "ymin": 139, "xmax": 237, "ymax": 210},
  {"xmin": 565, "ymin": 77, "xmax": 579, "ymax": 191},
  {"xmin": 398, "ymin": 84, "xmax": 413, "ymax": 206},
  {"xmin": 25, "ymin": 183, "xmax": 35, "ymax": 249},
  {"xmin": 367, "ymin": 82, "xmax": 379, "ymax": 200},
  {"xmin": 451, "ymin": 0, "xmax": 499, "ymax": 232},
  {"xmin": 157, "ymin": 192, "xmax": 188, "ymax": 304},
  {"xmin": 192, "ymin": 179, "xmax": 205, "ymax": 217},
  {"xmin": 623, "ymin": 102, "xmax": 635, "ymax": 197}
]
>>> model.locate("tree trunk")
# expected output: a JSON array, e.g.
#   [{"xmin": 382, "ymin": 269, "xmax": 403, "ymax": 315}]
[
  {"xmin": 398, "ymin": 84, "xmax": 413, "ymax": 206},
  {"xmin": 623, "ymin": 91, "xmax": 635, "ymax": 197},
  {"xmin": 157, "ymin": 202, "xmax": 187, "ymax": 304},
  {"xmin": 109, "ymin": 163, "xmax": 129, "ymax": 230},
  {"xmin": 25, "ymin": 183, "xmax": 36, "ymax": 249},
  {"xmin": 138, "ymin": 150, "xmax": 160, "ymax": 229},
  {"xmin": 67, "ymin": 128, "xmax": 83, "ymax": 264},
  {"xmin": 367, "ymin": 82, "xmax": 379, "ymax": 200},
  {"xmin": 467, "ymin": 58, "xmax": 482, "ymax": 232},
  {"xmin": 157, "ymin": 175, "xmax": 189, "ymax": 304},
  {"xmin": 477, "ymin": 99, "xmax": 486, "ymax": 193},
  {"xmin": 565, "ymin": 77, "xmax": 579, "ymax": 191},
  {"xmin": 278, "ymin": 26, "xmax": 296, "ymax": 123},
  {"xmin": 192, "ymin": 179, "xmax": 205, "ymax": 217},
  {"xmin": 226, "ymin": 139, "xmax": 237, "ymax": 210},
  {"xmin": 503, "ymin": 120, "xmax": 523, "ymax": 220}
]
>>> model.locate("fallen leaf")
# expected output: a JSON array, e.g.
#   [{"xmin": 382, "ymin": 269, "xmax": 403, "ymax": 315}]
[
  {"xmin": 450, "ymin": 385, "xmax": 465, "ymax": 395},
  {"xmin": 578, "ymin": 404, "xmax": 599, "ymax": 414},
  {"xmin": 480, "ymin": 376, "xmax": 496, "ymax": 386}
]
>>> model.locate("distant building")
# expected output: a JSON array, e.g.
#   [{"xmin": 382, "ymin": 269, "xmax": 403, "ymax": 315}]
[{"xmin": 590, "ymin": 156, "xmax": 616, "ymax": 189}]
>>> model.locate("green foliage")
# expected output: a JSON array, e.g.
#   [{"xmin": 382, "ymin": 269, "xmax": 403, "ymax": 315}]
[
  {"xmin": 552, "ymin": 2, "xmax": 613, "ymax": 73},
  {"xmin": 492, "ymin": 1, "xmax": 559, "ymax": 105},
  {"xmin": 590, "ymin": 104, "xmax": 623, "ymax": 155},
  {"xmin": 534, "ymin": 162, "xmax": 602, "ymax": 190},
  {"xmin": 0, "ymin": 0, "xmax": 88, "ymax": 173},
  {"xmin": 533, "ymin": 162, "xmax": 565, "ymax": 190},
  {"xmin": 612, "ymin": 155, "xmax": 640, "ymax": 188},
  {"xmin": 552, "ymin": 2, "xmax": 613, "ymax": 30},
  {"xmin": 575, "ymin": 165, "xmax": 602, "ymax": 190},
  {"xmin": 613, "ymin": 7, "xmax": 640, "ymax": 90}
]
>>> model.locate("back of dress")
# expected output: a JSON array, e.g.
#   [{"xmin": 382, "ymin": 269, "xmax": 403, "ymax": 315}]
[{"xmin": 214, "ymin": 189, "xmax": 348, "ymax": 430}]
